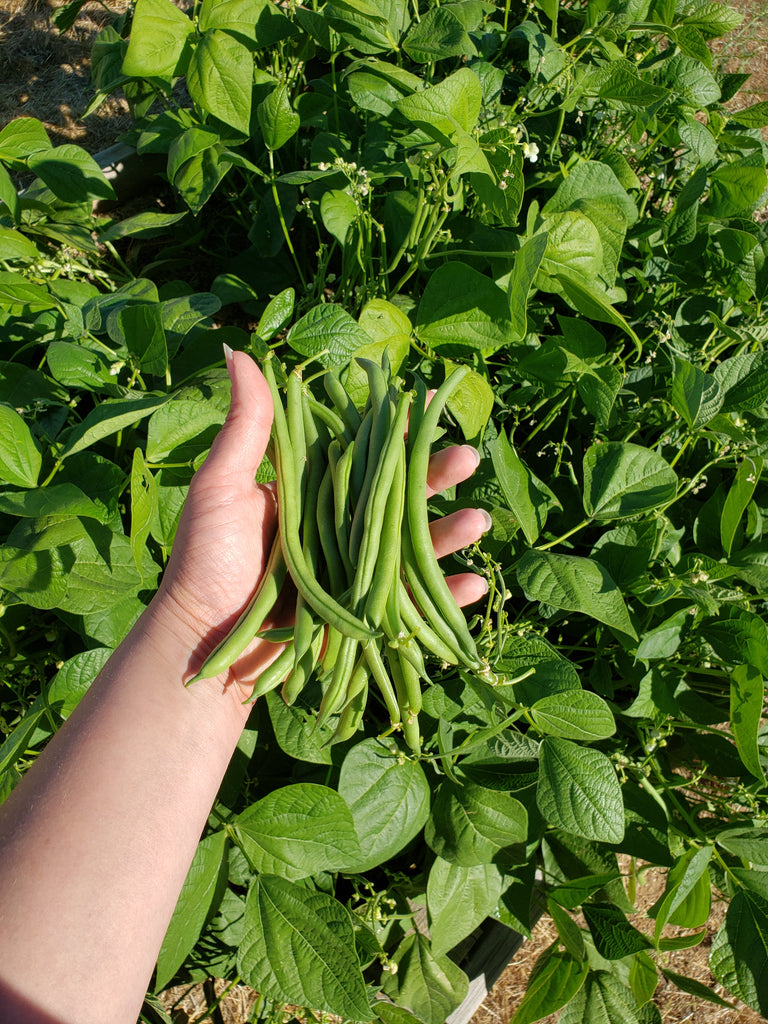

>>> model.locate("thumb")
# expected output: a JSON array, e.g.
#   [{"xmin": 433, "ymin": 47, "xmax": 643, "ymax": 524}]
[{"xmin": 202, "ymin": 346, "xmax": 274, "ymax": 487}]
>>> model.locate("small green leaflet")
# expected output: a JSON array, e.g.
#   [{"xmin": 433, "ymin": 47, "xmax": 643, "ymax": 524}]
[
  {"xmin": 257, "ymin": 83, "xmax": 300, "ymax": 151},
  {"xmin": 536, "ymin": 737, "xmax": 625, "ymax": 843},
  {"xmin": 256, "ymin": 287, "xmax": 295, "ymax": 341},
  {"xmin": 28, "ymin": 145, "xmax": 116, "ymax": 203},
  {"xmin": 508, "ymin": 232, "xmax": 549, "ymax": 341},
  {"xmin": 59, "ymin": 394, "xmax": 170, "ymax": 459},
  {"xmin": 490, "ymin": 428, "xmax": 554, "ymax": 545},
  {"xmin": 130, "ymin": 448, "xmax": 158, "ymax": 571},
  {"xmin": 238, "ymin": 875, "xmax": 372, "ymax": 1021},
  {"xmin": 730, "ymin": 664, "xmax": 765, "ymax": 782},
  {"xmin": 402, "ymin": 8, "xmax": 476, "ymax": 64},
  {"xmin": 516, "ymin": 549, "xmax": 637, "ymax": 639},
  {"xmin": 382, "ymin": 932, "xmax": 468, "ymax": 1024},
  {"xmin": 670, "ymin": 360, "xmax": 723, "ymax": 429},
  {"xmin": 0, "ymin": 406, "xmax": 42, "ymax": 487},
  {"xmin": 717, "ymin": 827, "xmax": 768, "ymax": 866},
  {"xmin": 721, "ymin": 456, "xmax": 763, "ymax": 556},
  {"xmin": 652, "ymin": 846, "xmax": 713, "ymax": 940},
  {"xmin": 510, "ymin": 948, "xmax": 588, "ymax": 1024},
  {"xmin": 582, "ymin": 903, "xmax": 651, "ymax": 960},
  {"xmin": 425, "ymin": 779, "xmax": 527, "ymax": 866}
]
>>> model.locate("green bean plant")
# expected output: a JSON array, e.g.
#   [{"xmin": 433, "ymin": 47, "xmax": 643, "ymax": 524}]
[{"xmin": 2, "ymin": 0, "xmax": 768, "ymax": 1020}]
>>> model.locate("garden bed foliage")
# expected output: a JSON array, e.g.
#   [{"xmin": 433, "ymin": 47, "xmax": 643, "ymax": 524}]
[{"xmin": 2, "ymin": 0, "xmax": 768, "ymax": 1021}]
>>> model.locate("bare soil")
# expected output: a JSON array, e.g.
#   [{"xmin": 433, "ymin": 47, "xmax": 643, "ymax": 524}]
[{"xmin": 2, "ymin": 1, "xmax": 767, "ymax": 1021}]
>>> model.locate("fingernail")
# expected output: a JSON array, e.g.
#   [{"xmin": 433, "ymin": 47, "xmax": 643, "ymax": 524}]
[
  {"xmin": 479, "ymin": 509, "xmax": 493, "ymax": 533},
  {"xmin": 478, "ymin": 577, "xmax": 490, "ymax": 596},
  {"xmin": 223, "ymin": 343, "xmax": 235, "ymax": 376},
  {"xmin": 465, "ymin": 446, "xmax": 481, "ymax": 469}
]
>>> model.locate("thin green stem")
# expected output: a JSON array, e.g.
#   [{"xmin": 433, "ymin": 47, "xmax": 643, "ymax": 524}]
[{"xmin": 536, "ymin": 518, "xmax": 591, "ymax": 552}]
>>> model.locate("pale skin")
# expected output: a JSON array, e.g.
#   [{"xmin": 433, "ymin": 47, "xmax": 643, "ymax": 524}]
[{"xmin": 0, "ymin": 350, "xmax": 491, "ymax": 1024}]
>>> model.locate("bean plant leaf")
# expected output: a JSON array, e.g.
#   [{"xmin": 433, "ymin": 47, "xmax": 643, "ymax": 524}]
[
  {"xmin": 257, "ymin": 83, "xmax": 300, "ymax": 151},
  {"xmin": 583, "ymin": 903, "xmax": 651, "ymax": 959},
  {"xmin": 337, "ymin": 738, "xmax": 430, "ymax": 873},
  {"xmin": 670, "ymin": 360, "xmax": 723, "ymax": 429},
  {"xmin": 425, "ymin": 779, "xmax": 528, "ymax": 865},
  {"xmin": 714, "ymin": 352, "xmax": 768, "ymax": 411},
  {"xmin": 517, "ymin": 550, "xmax": 637, "ymax": 639},
  {"xmin": 187, "ymin": 30, "xmax": 253, "ymax": 134},
  {"xmin": 156, "ymin": 830, "xmax": 229, "ymax": 991},
  {"xmin": 239, "ymin": 875, "xmax": 372, "ymax": 1021},
  {"xmin": 402, "ymin": 7, "xmax": 476, "ymax": 64},
  {"xmin": 717, "ymin": 828, "xmax": 768, "ymax": 865},
  {"xmin": 730, "ymin": 664, "xmax": 765, "ymax": 782},
  {"xmin": 427, "ymin": 858, "xmax": 505, "ymax": 955},
  {"xmin": 130, "ymin": 448, "xmax": 158, "ymax": 571},
  {"xmin": 122, "ymin": 0, "xmax": 193, "ymax": 78},
  {"xmin": 395, "ymin": 67, "xmax": 481, "ymax": 137},
  {"xmin": 287, "ymin": 303, "xmax": 373, "ymax": 366},
  {"xmin": 559, "ymin": 970, "xmax": 642, "ymax": 1024},
  {"xmin": 256, "ymin": 287, "xmax": 295, "ymax": 341},
  {"xmin": 235, "ymin": 783, "xmax": 360, "ymax": 879},
  {"xmin": 47, "ymin": 647, "xmax": 112, "ymax": 719},
  {"xmin": 536, "ymin": 737, "xmax": 625, "ymax": 843},
  {"xmin": 530, "ymin": 690, "xmax": 616, "ymax": 741},
  {"xmin": 416, "ymin": 262, "xmax": 518, "ymax": 355},
  {"xmin": 508, "ymin": 232, "xmax": 549, "ymax": 340},
  {"xmin": 511, "ymin": 948, "xmax": 588, "ymax": 1024},
  {"xmin": 583, "ymin": 442, "xmax": 678, "ymax": 521},
  {"xmin": 653, "ymin": 847, "xmax": 713, "ymax": 940},
  {"xmin": 0, "ymin": 117, "xmax": 52, "ymax": 162},
  {"xmin": 490, "ymin": 429, "xmax": 555, "ymax": 545},
  {"xmin": 710, "ymin": 889, "xmax": 768, "ymax": 1015},
  {"xmin": 59, "ymin": 395, "xmax": 170, "ymax": 459},
  {"xmin": 28, "ymin": 145, "xmax": 116, "ymax": 203},
  {"xmin": 721, "ymin": 456, "xmax": 763, "ymax": 556},
  {"xmin": 382, "ymin": 932, "xmax": 468, "ymax": 1024},
  {"xmin": 446, "ymin": 366, "xmax": 495, "ymax": 440},
  {"xmin": 0, "ymin": 406, "xmax": 42, "ymax": 487},
  {"xmin": 119, "ymin": 303, "xmax": 168, "ymax": 378}
]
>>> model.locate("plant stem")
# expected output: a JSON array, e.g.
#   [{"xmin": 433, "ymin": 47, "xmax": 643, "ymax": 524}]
[
  {"xmin": 537, "ymin": 519, "xmax": 591, "ymax": 552},
  {"xmin": 269, "ymin": 150, "xmax": 308, "ymax": 290}
]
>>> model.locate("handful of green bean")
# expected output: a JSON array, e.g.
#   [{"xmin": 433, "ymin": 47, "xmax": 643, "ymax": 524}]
[{"xmin": 189, "ymin": 353, "xmax": 486, "ymax": 752}]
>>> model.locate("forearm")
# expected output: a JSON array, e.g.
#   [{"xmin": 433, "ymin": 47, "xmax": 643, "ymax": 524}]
[{"xmin": 0, "ymin": 601, "xmax": 244, "ymax": 1024}]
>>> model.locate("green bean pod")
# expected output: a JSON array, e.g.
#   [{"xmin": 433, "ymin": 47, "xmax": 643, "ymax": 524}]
[
  {"xmin": 186, "ymin": 537, "xmax": 288, "ymax": 685},
  {"xmin": 243, "ymin": 642, "xmax": 295, "ymax": 704},
  {"xmin": 405, "ymin": 366, "xmax": 482, "ymax": 667},
  {"xmin": 263, "ymin": 356, "xmax": 376, "ymax": 643},
  {"xmin": 324, "ymin": 369, "xmax": 362, "ymax": 434},
  {"xmin": 362, "ymin": 641, "xmax": 401, "ymax": 727}
]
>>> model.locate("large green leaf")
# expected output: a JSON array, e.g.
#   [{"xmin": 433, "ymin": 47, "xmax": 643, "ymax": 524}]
[
  {"xmin": 730, "ymin": 665, "xmax": 765, "ymax": 782},
  {"xmin": 156, "ymin": 831, "xmax": 229, "ymax": 990},
  {"xmin": 517, "ymin": 550, "xmax": 637, "ymax": 638},
  {"xmin": 0, "ymin": 406, "xmax": 42, "ymax": 487},
  {"xmin": 536, "ymin": 737, "xmax": 625, "ymax": 843},
  {"xmin": 235, "ymin": 784, "xmax": 360, "ymax": 879},
  {"xmin": 337, "ymin": 737, "xmax": 430, "ymax": 872},
  {"xmin": 415, "ymin": 262, "xmax": 518, "ymax": 355},
  {"xmin": 59, "ymin": 395, "xmax": 170, "ymax": 459},
  {"xmin": 382, "ymin": 932, "xmax": 468, "ymax": 1024},
  {"xmin": 583, "ymin": 442, "xmax": 678, "ymax": 521},
  {"xmin": 425, "ymin": 779, "xmax": 528, "ymax": 865},
  {"xmin": 402, "ymin": 7, "xmax": 476, "ymax": 63},
  {"xmin": 508, "ymin": 232, "xmax": 548, "ymax": 340},
  {"xmin": 188, "ymin": 30, "xmax": 253, "ymax": 134},
  {"xmin": 427, "ymin": 858, "xmax": 505, "ymax": 955},
  {"xmin": 710, "ymin": 889, "xmax": 768, "ymax": 1014},
  {"xmin": 28, "ymin": 145, "xmax": 116, "ymax": 204},
  {"xmin": 122, "ymin": 0, "xmax": 193, "ymax": 77},
  {"xmin": 559, "ymin": 970, "xmax": 642, "ymax": 1024},
  {"xmin": 530, "ymin": 690, "xmax": 616, "ymax": 741},
  {"xmin": 287, "ymin": 303, "xmax": 373, "ymax": 366},
  {"xmin": 721, "ymin": 456, "xmax": 763, "ymax": 556},
  {"xmin": 238, "ymin": 875, "xmax": 372, "ymax": 1020},
  {"xmin": 714, "ymin": 351, "xmax": 768, "ymax": 411},
  {"xmin": 395, "ymin": 67, "xmax": 482, "ymax": 138}
]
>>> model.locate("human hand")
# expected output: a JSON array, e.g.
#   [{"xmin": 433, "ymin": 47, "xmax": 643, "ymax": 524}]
[{"xmin": 153, "ymin": 349, "xmax": 490, "ymax": 712}]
